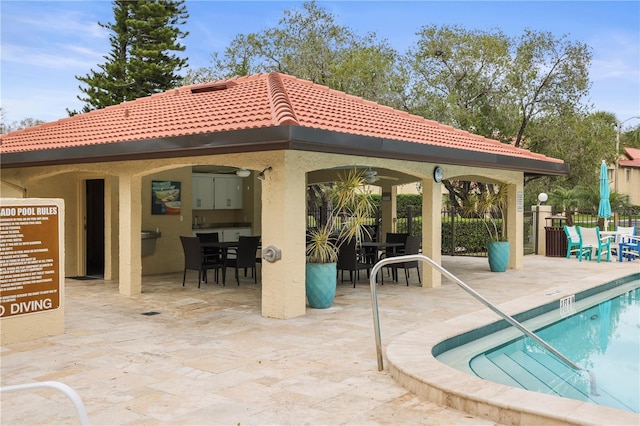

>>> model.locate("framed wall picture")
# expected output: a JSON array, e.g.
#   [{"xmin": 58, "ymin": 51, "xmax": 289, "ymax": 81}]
[{"xmin": 152, "ymin": 181, "xmax": 181, "ymax": 215}]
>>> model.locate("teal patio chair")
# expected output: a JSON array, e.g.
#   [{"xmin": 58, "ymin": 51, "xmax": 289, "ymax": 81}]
[
  {"xmin": 563, "ymin": 225, "xmax": 585, "ymax": 259},
  {"xmin": 577, "ymin": 226, "xmax": 611, "ymax": 263}
]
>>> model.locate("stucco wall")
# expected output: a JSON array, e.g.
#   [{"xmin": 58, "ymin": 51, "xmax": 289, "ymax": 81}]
[
  {"xmin": 618, "ymin": 167, "xmax": 640, "ymax": 205},
  {"xmin": 141, "ymin": 168, "xmax": 193, "ymax": 275},
  {"xmin": 28, "ymin": 173, "xmax": 84, "ymax": 277},
  {"xmin": 1, "ymin": 150, "xmax": 525, "ymax": 319}
]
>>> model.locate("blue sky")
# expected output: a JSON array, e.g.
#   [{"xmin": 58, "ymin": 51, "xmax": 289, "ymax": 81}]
[{"xmin": 1, "ymin": 1, "xmax": 639, "ymax": 127}]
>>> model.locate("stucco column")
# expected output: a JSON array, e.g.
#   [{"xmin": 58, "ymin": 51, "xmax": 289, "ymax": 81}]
[
  {"xmin": 533, "ymin": 204, "xmax": 552, "ymax": 255},
  {"xmin": 103, "ymin": 176, "xmax": 117, "ymax": 280},
  {"xmin": 507, "ymin": 182, "xmax": 524, "ymax": 270},
  {"xmin": 260, "ymin": 160, "xmax": 306, "ymax": 319},
  {"xmin": 380, "ymin": 184, "xmax": 397, "ymax": 238},
  {"xmin": 118, "ymin": 174, "xmax": 142, "ymax": 295},
  {"xmin": 421, "ymin": 178, "xmax": 442, "ymax": 287}
]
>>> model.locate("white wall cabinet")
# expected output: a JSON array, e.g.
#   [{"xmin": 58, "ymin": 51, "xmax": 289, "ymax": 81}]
[
  {"xmin": 192, "ymin": 173, "xmax": 243, "ymax": 210},
  {"xmin": 192, "ymin": 174, "xmax": 214, "ymax": 210},
  {"xmin": 213, "ymin": 176, "xmax": 243, "ymax": 209}
]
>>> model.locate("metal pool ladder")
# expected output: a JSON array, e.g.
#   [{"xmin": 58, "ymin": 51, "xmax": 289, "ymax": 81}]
[{"xmin": 369, "ymin": 254, "xmax": 599, "ymax": 396}]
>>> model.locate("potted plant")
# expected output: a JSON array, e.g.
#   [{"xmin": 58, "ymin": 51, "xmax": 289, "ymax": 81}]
[
  {"xmin": 464, "ymin": 184, "xmax": 510, "ymax": 272},
  {"xmin": 305, "ymin": 168, "xmax": 376, "ymax": 308}
]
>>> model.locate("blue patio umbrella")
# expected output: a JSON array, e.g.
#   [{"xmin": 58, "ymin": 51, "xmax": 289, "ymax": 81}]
[{"xmin": 598, "ymin": 160, "xmax": 611, "ymax": 225}]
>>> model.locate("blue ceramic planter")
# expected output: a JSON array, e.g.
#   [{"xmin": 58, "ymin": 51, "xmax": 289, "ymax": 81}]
[
  {"xmin": 305, "ymin": 263, "xmax": 337, "ymax": 308},
  {"xmin": 487, "ymin": 241, "xmax": 510, "ymax": 272}
]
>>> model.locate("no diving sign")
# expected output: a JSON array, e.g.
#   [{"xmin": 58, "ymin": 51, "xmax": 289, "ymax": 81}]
[{"xmin": 0, "ymin": 205, "xmax": 60, "ymax": 318}]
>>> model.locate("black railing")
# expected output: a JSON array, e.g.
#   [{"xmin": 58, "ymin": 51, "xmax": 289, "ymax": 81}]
[
  {"xmin": 308, "ymin": 204, "xmax": 638, "ymax": 258},
  {"xmin": 558, "ymin": 208, "xmax": 639, "ymax": 230}
]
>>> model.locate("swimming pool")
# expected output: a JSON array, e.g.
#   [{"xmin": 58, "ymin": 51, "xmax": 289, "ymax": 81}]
[{"xmin": 435, "ymin": 276, "xmax": 640, "ymax": 413}]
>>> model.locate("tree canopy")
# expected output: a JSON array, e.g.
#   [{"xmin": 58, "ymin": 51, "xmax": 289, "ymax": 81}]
[
  {"xmin": 184, "ymin": 1, "xmax": 406, "ymax": 108},
  {"xmin": 8, "ymin": 0, "xmax": 634, "ymax": 208},
  {"xmin": 179, "ymin": 1, "xmax": 636, "ymax": 209},
  {"xmin": 73, "ymin": 0, "xmax": 189, "ymax": 114},
  {"xmin": 406, "ymin": 25, "xmax": 592, "ymax": 148}
]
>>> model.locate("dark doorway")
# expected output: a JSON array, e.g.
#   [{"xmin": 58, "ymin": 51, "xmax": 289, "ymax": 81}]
[{"xmin": 86, "ymin": 179, "xmax": 105, "ymax": 277}]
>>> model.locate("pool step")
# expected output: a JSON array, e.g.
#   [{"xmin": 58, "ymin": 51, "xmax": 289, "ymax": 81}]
[
  {"xmin": 508, "ymin": 351, "xmax": 590, "ymax": 401},
  {"xmin": 469, "ymin": 355, "xmax": 524, "ymax": 389},
  {"xmin": 471, "ymin": 350, "xmax": 588, "ymax": 398},
  {"xmin": 471, "ymin": 349, "xmax": 633, "ymax": 411}
]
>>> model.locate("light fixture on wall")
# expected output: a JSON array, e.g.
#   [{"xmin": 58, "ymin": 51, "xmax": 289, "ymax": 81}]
[
  {"xmin": 235, "ymin": 168, "xmax": 251, "ymax": 177},
  {"xmin": 257, "ymin": 167, "xmax": 272, "ymax": 181}
]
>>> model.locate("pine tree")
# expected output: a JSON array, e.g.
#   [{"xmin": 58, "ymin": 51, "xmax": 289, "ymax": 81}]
[{"xmin": 73, "ymin": 0, "xmax": 188, "ymax": 113}]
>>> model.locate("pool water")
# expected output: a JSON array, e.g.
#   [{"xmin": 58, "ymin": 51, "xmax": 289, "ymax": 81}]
[{"xmin": 437, "ymin": 279, "xmax": 639, "ymax": 413}]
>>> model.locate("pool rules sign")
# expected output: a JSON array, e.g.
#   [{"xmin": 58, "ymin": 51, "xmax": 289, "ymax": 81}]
[
  {"xmin": 0, "ymin": 200, "xmax": 64, "ymax": 327},
  {"xmin": 0, "ymin": 198, "xmax": 65, "ymax": 344}
]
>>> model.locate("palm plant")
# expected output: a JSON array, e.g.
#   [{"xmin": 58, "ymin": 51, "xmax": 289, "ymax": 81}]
[
  {"xmin": 306, "ymin": 168, "xmax": 376, "ymax": 263},
  {"xmin": 462, "ymin": 184, "xmax": 508, "ymax": 242},
  {"xmin": 548, "ymin": 187, "xmax": 580, "ymax": 226}
]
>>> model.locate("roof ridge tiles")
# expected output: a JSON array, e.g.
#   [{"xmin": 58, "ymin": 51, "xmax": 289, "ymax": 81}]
[{"xmin": 267, "ymin": 73, "xmax": 299, "ymax": 126}]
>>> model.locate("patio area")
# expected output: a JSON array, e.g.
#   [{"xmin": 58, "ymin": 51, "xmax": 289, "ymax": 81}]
[{"xmin": 1, "ymin": 255, "xmax": 638, "ymax": 425}]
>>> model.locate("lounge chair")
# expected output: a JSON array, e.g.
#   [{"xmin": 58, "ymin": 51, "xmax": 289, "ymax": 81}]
[{"xmin": 577, "ymin": 226, "xmax": 611, "ymax": 263}]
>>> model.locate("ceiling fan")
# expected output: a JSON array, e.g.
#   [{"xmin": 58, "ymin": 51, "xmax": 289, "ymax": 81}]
[
  {"xmin": 363, "ymin": 167, "xmax": 399, "ymax": 184},
  {"xmin": 364, "ymin": 168, "xmax": 379, "ymax": 183}
]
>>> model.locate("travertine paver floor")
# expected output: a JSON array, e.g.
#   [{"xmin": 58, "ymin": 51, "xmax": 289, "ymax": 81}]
[{"xmin": 1, "ymin": 255, "xmax": 638, "ymax": 425}]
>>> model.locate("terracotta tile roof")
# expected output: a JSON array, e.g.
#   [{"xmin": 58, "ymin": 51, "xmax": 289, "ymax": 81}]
[
  {"xmin": 0, "ymin": 72, "xmax": 563, "ymax": 165},
  {"xmin": 619, "ymin": 147, "xmax": 640, "ymax": 168}
]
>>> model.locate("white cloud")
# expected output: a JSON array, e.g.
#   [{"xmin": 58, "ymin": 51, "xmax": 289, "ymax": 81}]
[
  {"xmin": 4, "ymin": 8, "xmax": 108, "ymax": 41},
  {"xmin": 589, "ymin": 30, "xmax": 640, "ymax": 83},
  {"xmin": 2, "ymin": 43, "xmax": 104, "ymax": 70},
  {"xmin": 2, "ymin": 86, "xmax": 84, "ymax": 124}
]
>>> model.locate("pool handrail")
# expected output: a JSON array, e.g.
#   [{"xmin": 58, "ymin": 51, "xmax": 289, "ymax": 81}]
[
  {"xmin": 369, "ymin": 254, "xmax": 599, "ymax": 396},
  {"xmin": 0, "ymin": 381, "xmax": 90, "ymax": 425}
]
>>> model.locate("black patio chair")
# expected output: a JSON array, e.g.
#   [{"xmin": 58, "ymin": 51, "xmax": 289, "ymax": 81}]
[
  {"xmin": 382, "ymin": 232, "xmax": 409, "ymax": 280},
  {"xmin": 383, "ymin": 235, "xmax": 421, "ymax": 286},
  {"xmin": 360, "ymin": 228, "xmax": 378, "ymax": 266},
  {"xmin": 385, "ymin": 232, "xmax": 409, "ymax": 255},
  {"xmin": 337, "ymin": 238, "xmax": 371, "ymax": 288},
  {"xmin": 223, "ymin": 236, "xmax": 261, "ymax": 286},
  {"xmin": 179, "ymin": 236, "xmax": 223, "ymax": 288},
  {"xmin": 196, "ymin": 232, "xmax": 220, "ymax": 263}
]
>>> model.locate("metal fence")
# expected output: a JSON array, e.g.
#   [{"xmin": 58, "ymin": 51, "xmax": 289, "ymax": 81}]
[
  {"xmin": 308, "ymin": 204, "xmax": 638, "ymax": 258},
  {"xmin": 523, "ymin": 211, "xmax": 535, "ymax": 255},
  {"xmin": 557, "ymin": 208, "xmax": 639, "ymax": 230}
]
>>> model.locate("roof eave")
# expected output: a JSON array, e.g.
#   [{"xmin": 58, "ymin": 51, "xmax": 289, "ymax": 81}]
[
  {"xmin": 287, "ymin": 127, "xmax": 569, "ymax": 177},
  {"xmin": 0, "ymin": 125, "xmax": 569, "ymax": 176}
]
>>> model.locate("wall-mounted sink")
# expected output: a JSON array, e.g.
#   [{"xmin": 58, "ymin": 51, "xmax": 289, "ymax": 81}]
[
  {"xmin": 141, "ymin": 230, "xmax": 161, "ymax": 256},
  {"xmin": 141, "ymin": 230, "xmax": 162, "ymax": 240}
]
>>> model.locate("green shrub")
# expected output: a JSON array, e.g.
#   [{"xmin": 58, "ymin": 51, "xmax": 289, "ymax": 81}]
[
  {"xmin": 441, "ymin": 219, "xmax": 502, "ymax": 253},
  {"xmin": 397, "ymin": 194, "xmax": 422, "ymax": 217}
]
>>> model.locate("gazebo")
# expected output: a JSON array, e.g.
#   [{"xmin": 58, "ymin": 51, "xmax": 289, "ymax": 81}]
[{"xmin": 0, "ymin": 72, "xmax": 568, "ymax": 319}]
